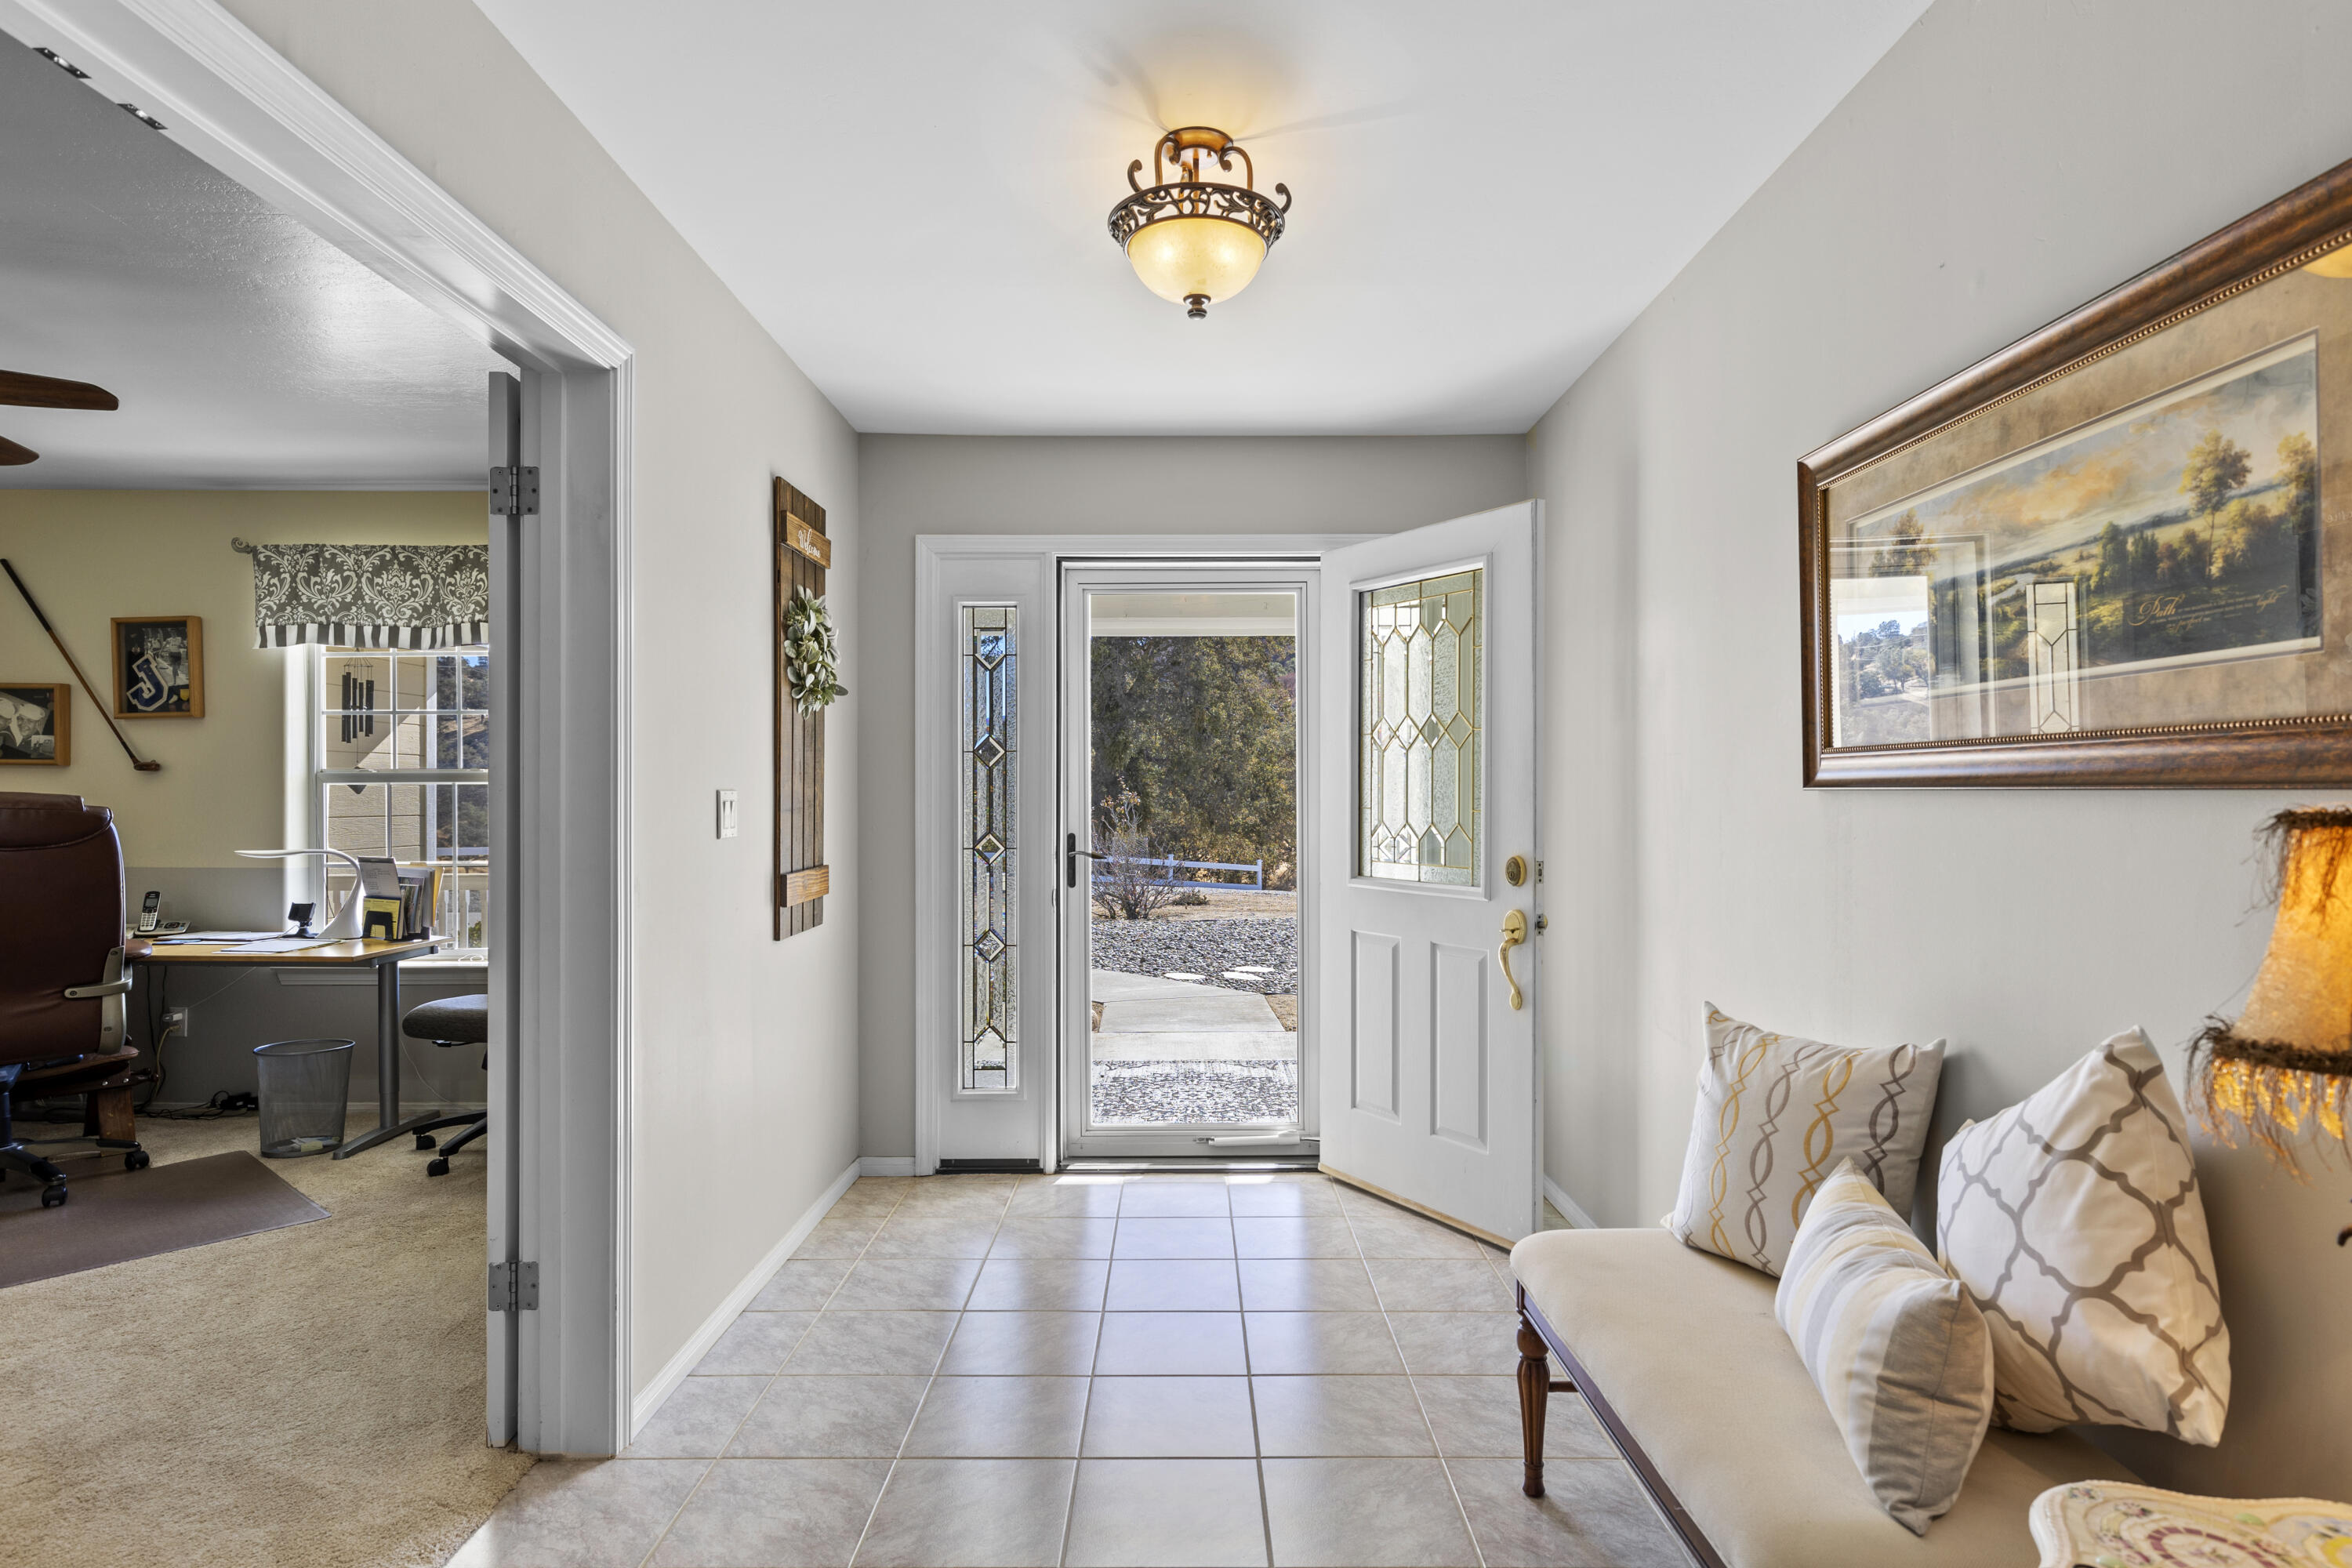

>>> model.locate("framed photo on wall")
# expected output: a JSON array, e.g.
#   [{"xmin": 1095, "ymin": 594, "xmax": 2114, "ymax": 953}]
[
  {"xmin": 1800, "ymin": 158, "xmax": 2352, "ymax": 786},
  {"xmin": 111, "ymin": 615, "xmax": 203, "ymax": 720},
  {"xmin": 0, "ymin": 682, "xmax": 69, "ymax": 764}
]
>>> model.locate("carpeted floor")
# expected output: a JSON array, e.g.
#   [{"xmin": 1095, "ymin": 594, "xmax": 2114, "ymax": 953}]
[{"xmin": 0, "ymin": 1116, "xmax": 533, "ymax": 1567}]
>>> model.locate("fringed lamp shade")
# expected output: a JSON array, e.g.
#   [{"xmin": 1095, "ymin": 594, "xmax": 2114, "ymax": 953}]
[{"xmin": 2193, "ymin": 807, "xmax": 2352, "ymax": 1169}]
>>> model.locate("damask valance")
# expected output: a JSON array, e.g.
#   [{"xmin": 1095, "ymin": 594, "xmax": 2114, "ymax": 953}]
[{"xmin": 231, "ymin": 539, "xmax": 489, "ymax": 649}]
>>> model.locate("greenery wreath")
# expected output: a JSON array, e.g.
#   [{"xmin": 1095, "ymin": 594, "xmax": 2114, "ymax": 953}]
[{"xmin": 782, "ymin": 585, "xmax": 848, "ymax": 714}]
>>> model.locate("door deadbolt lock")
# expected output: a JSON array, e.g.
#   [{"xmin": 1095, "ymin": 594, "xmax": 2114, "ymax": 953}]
[{"xmin": 1504, "ymin": 854, "xmax": 1530, "ymax": 887}]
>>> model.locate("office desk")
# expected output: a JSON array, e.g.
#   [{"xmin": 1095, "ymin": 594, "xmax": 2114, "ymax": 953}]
[{"xmin": 134, "ymin": 937, "xmax": 448, "ymax": 1159}]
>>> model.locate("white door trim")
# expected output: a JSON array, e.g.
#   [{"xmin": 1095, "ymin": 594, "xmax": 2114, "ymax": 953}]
[
  {"xmin": 913, "ymin": 535, "xmax": 1368, "ymax": 1175},
  {"xmin": 1, "ymin": 0, "xmax": 637, "ymax": 1456}
]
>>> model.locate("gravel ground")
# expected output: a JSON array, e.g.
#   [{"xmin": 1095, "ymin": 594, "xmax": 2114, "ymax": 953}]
[
  {"xmin": 1090, "ymin": 1059, "xmax": 1298, "ymax": 1126},
  {"xmin": 1090, "ymin": 916, "xmax": 1298, "ymax": 993}
]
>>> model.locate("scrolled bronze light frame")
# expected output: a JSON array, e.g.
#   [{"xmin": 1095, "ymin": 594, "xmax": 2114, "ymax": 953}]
[
  {"xmin": 1107, "ymin": 126, "xmax": 1291, "ymax": 316},
  {"xmin": 1798, "ymin": 154, "xmax": 2352, "ymax": 789}
]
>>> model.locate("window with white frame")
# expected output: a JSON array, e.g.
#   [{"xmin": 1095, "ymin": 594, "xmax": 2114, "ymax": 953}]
[{"xmin": 314, "ymin": 647, "xmax": 492, "ymax": 956}]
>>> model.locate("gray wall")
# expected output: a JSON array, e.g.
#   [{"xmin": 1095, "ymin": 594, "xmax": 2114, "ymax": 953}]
[
  {"xmin": 855, "ymin": 435, "xmax": 1530, "ymax": 1157},
  {"xmin": 1528, "ymin": 0, "xmax": 2352, "ymax": 1499}
]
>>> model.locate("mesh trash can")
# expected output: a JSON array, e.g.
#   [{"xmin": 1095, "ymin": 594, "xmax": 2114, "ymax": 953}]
[{"xmin": 253, "ymin": 1037, "xmax": 355, "ymax": 1158}]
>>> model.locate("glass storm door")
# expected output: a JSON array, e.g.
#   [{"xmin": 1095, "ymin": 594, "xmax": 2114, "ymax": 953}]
[
  {"xmin": 1315, "ymin": 503, "xmax": 1542, "ymax": 1242},
  {"xmin": 1059, "ymin": 565, "xmax": 1315, "ymax": 1160}
]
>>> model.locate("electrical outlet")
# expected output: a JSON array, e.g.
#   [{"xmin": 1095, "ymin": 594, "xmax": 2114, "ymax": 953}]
[
  {"xmin": 162, "ymin": 1004, "xmax": 192, "ymax": 1034},
  {"xmin": 716, "ymin": 789, "xmax": 739, "ymax": 840}
]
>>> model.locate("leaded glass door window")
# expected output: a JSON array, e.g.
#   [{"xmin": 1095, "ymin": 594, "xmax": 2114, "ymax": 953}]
[
  {"xmin": 1359, "ymin": 568, "xmax": 1481, "ymax": 884},
  {"xmin": 960, "ymin": 606, "xmax": 1018, "ymax": 1092}
]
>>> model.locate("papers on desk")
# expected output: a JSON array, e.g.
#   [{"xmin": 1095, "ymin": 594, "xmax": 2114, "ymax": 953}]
[
  {"xmin": 219, "ymin": 936, "xmax": 348, "ymax": 954},
  {"xmin": 148, "ymin": 931, "xmax": 282, "ymax": 945}
]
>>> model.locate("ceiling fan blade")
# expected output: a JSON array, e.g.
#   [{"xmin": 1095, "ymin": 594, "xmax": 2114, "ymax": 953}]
[
  {"xmin": 0, "ymin": 370, "xmax": 119, "ymax": 411},
  {"xmin": 0, "ymin": 435, "xmax": 38, "ymax": 465}
]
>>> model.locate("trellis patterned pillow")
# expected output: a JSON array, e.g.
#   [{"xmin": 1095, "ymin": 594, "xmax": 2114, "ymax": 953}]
[
  {"xmin": 1936, "ymin": 1030, "xmax": 2230, "ymax": 1444},
  {"xmin": 1667, "ymin": 1004, "xmax": 1946, "ymax": 1276}
]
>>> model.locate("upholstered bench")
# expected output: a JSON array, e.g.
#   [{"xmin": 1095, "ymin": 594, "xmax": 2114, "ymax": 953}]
[{"xmin": 1509, "ymin": 1228, "xmax": 2136, "ymax": 1568}]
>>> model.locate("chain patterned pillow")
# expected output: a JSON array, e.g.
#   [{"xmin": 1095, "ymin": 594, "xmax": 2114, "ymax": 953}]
[
  {"xmin": 1935, "ymin": 1030, "xmax": 2230, "ymax": 1443},
  {"xmin": 1667, "ymin": 1004, "xmax": 1946, "ymax": 1276}
]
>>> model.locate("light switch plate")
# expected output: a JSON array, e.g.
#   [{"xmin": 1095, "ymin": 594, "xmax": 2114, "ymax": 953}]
[{"xmin": 717, "ymin": 789, "xmax": 739, "ymax": 839}]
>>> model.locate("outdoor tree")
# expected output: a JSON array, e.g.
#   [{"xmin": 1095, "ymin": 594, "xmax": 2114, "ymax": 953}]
[{"xmin": 2180, "ymin": 428, "xmax": 2252, "ymax": 550}]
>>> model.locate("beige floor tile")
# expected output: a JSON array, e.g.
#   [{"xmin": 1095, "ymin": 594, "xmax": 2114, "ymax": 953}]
[
  {"xmin": 793, "ymin": 1217, "xmax": 885, "ymax": 1259},
  {"xmin": 1410, "ymin": 1377, "xmax": 1612, "ymax": 1460},
  {"xmin": 895, "ymin": 1174, "xmax": 1018, "ymax": 1214},
  {"xmin": 1243, "ymin": 1312, "xmax": 1405, "ymax": 1374},
  {"xmin": 1005, "ymin": 1178, "xmax": 1126, "ymax": 1216},
  {"xmin": 1365, "ymin": 1258, "xmax": 1514, "ymax": 1313},
  {"xmin": 1383, "ymin": 1313, "xmax": 1521, "ymax": 1376},
  {"xmin": 938, "ymin": 1310, "xmax": 1101, "ymax": 1375},
  {"xmin": 753, "ymin": 1258, "xmax": 857, "ymax": 1312},
  {"xmin": 1094, "ymin": 1310, "xmax": 1247, "ymax": 1375},
  {"xmin": 1114, "ymin": 1216, "xmax": 1238, "ymax": 1258},
  {"xmin": 903, "ymin": 1374, "xmax": 1091, "ymax": 1457},
  {"xmin": 726, "ymin": 1375, "xmax": 928, "ymax": 1457},
  {"xmin": 852, "ymin": 1457, "xmax": 1075, "ymax": 1568},
  {"xmin": 1228, "ymin": 1181, "xmax": 1342, "ymax": 1218},
  {"xmin": 1237, "ymin": 1258, "xmax": 1377, "ymax": 1311},
  {"xmin": 989, "ymin": 1216, "xmax": 1116, "ymax": 1258},
  {"xmin": 447, "ymin": 1458, "xmax": 707, "ymax": 1568},
  {"xmin": 782, "ymin": 1311, "xmax": 959, "ymax": 1376},
  {"xmin": 829, "ymin": 1257, "xmax": 982, "ymax": 1310},
  {"xmin": 1448, "ymin": 1457, "xmax": 1690, "ymax": 1567},
  {"xmin": 1260, "ymin": 1457, "xmax": 1478, "ymax": 1567},
  {"xmin": 862, "ymin": 1214, "xmax": 1002, "ymax": 1259},
  {"xmin": 1063, "ymin": 1458, "xmax": 1268, "ymax": 1567},
  {"xmin": 1080, "ymin": 1376, "xmax": 1257, "ymax": 1457},
  {"xmin": 1105, "ymin": 1258, "xmax": 1240, "ymax": 1311},
  {"xmin": 695, "ymin": 1312, "xmax": 818, "ymax": 1375},
  {"xmin": 649, "ymin": 1457, "xmax": 890, "ymax": 1567},
  {"xmin": 1341, "ymin": 1208, "xmax": 1485, "ymax": 1260},
  {"xmin": 1118, "ymin": 1182, "xmax": 1232, "ymax": 1217},
  {"xmin": 628, "ymin": 1377, "xmax": 766, "ymax": 1458},
  {"xmin": 1232, "ymin": 1217, "xmax": 1360, "ymax": 1258},
  {"xmin": 1251, "ymin": 1375, "xmax": 1436, "ymax": 1457},
  {"xmin": 967, "ymin": 1257, "xmax": 1111, "ymax": 1311}
]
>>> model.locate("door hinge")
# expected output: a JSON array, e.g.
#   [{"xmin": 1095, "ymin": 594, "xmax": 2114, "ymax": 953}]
[
  {"xmin": 488, "ymin": 1260, "xmax": 539, "ymax": 1311},
  {"xmin": 489, "ymin": 465, "xmax": 539, "ymax": 517}
]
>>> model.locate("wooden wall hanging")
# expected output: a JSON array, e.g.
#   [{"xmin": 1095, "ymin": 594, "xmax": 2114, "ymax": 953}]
[{"xmin": 775, "ymin": 477, "xmax": 830, "ymax": 938}]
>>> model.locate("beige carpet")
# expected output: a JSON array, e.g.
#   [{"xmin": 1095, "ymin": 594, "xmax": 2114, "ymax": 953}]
[{"xmin": 0, "ymin": 1116, "xmax": 533, "ymax": 1567}]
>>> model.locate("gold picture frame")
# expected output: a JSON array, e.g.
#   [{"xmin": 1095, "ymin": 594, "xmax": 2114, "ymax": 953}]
[
  {"xmin": 111, "ymin": 615, "xmax": 204, "ymax": 720},
  {"xmin": 0, "ymin": 682, "xmax": 69, "ymax": 764}
]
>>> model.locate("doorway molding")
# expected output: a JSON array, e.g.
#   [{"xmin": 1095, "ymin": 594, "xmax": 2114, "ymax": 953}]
[
  {"xmin": 1, "ymin": 0, "xmax": 637, "ymax": 1455},
  {"xmin": 912, "ymin": 535, "xmax": 1364, "ymax": 1176}
]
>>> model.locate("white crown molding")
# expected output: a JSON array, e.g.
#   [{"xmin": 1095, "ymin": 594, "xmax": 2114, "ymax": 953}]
[{"xmin": 0, "ymin": 0, "xmax": 630, "ymax": 372}]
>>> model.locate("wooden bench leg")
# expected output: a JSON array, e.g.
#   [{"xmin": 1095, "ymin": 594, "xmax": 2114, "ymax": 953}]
[{"xmin": 1516, "ymin": 1305, "xmax": 1549, "ymax": 1497}]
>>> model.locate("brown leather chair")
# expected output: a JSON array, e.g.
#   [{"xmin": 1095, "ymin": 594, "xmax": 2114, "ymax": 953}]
[{"xmin": 1, "ymin": 792, "xmax": 150, "ymax": 1207}]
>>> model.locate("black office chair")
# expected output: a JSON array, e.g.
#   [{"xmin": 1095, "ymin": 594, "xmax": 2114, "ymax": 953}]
[{"xmin": 401, "ymin": 993, "xmax": 488, "ymax": 1178}]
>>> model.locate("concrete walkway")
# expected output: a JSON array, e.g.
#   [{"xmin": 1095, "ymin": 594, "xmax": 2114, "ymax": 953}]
[{"xmin": 1091, "ymin": 969, "xmax": 1292, "ymax": 1062}]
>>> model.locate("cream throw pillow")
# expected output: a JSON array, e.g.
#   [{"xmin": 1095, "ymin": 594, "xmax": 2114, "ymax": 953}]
[
  {"xmin": 1667, "ymin": 1004, "xmax": 1946, "ymax": 1276},
  {"xmin": 1936, "ymin": 1029, "xmax": 2230, "ymax": 1444},
  {"xmin": 1777, "ymin": 1160, "xmax": 1994, "ymax": 1535}
]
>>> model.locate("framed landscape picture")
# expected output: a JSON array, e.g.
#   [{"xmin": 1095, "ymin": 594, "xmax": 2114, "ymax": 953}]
[
  {"xmin": 0, "ymin": 682, "xmax": 69, "ymax": 764},
  {"xmin": 111, "ymin": 615, "xmax": 204, "ymax": 720},
  {"xmin": 1801, "ymin": 158, "xmax": 2352, "ymax": 786}
]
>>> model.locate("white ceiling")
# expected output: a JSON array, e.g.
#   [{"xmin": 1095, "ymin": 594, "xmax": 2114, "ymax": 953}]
[
  {"xmin": 475, "ymin": 0, "xmax": 1929, "ymax": 436},
  {"xmin": 0, "ymin": 31, "xmax": 506, "ymax": 489}
]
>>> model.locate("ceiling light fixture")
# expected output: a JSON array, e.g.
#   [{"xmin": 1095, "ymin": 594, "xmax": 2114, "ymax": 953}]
[{"xmin": 1109, "ymin": 127, "xmax": 1290, "ymax": 320}]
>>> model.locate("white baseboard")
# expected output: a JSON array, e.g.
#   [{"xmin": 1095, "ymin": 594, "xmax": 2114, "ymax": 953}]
[
  {"xmin": 1543, "ymin": 1174, "xmax": 1601, "ymax": 1231},
  {"xmin": 858, "ymin": 1156, "xmax": 916, "ymax": 1176},
  {"xmin": 630, "ymin": 1156, "xmax": 859, "ymax": 1437}
]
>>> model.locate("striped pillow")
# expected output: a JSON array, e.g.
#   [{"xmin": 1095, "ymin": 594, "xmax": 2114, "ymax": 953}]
[
  {"xmin": 1777, "ymin": 1160, "xmax": 1994, "ymax": 1536},
  {"xmin": 1668, "ymin": 1004, "xmax": 1945, "ymax": 1276}
]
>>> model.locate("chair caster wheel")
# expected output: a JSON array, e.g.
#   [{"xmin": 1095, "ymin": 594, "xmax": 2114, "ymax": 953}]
[
  {"xmin": 415, "ymin": 1133, "xmax": 438, "ymax": 1150},
  {"xmin": 125, "ymin": 1149, "xmax": 151, "ymax": 1171},
  {"xmin": 42, "ymin": 1183, "xmax": 68, "ymax": 1207},
  {"xmin": 426, "ymin": 1156, "xmax": 450, "ymax": 1178}
]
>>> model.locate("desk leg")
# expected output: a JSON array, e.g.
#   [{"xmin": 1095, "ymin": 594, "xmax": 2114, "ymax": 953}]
[{"xmin": 333, "ymin": 957, "xmax": 442, "ymax": 1159}]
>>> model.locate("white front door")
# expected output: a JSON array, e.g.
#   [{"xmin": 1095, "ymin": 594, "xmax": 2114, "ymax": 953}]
[{"xmin": 1315, "ymin": 502, "xmax": 1542, "ymax": 1243}]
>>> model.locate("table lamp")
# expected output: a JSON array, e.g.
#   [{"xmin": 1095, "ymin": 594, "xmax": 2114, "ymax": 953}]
[
  {"xmin": 2192, "ymin": 808, "xmax": 2352, "ymax": 1187},
  {"xmin": 234, "ymin": 847, "xmax": 366, "ymax": 939}
]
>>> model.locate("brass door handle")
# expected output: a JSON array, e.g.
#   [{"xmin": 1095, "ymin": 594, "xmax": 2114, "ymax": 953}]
[{"xmin": 1499, "ymin": 909, "xmax": 1528, "ymax": 1011}]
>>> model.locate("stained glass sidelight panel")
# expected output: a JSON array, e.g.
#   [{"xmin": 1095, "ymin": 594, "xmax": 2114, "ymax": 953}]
[
  {"xmin": 1359, "ymin": 569, "xmax": 1481, "ymax": 884},
  {"xmin": 960, "ymin": 606, "xmax": 1019, "ymax": 1092}
]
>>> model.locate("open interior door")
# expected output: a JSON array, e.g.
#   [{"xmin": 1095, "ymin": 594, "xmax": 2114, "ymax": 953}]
[{"xmin": 1316, "ymin": 502, "xmax": 1541, "ymax": 1243}]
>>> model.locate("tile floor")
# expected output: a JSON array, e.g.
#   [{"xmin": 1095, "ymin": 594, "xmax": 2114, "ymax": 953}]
[{"xmin": 448, "ymin": 1173, "xmax": 1690, "ymax": 1568}]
